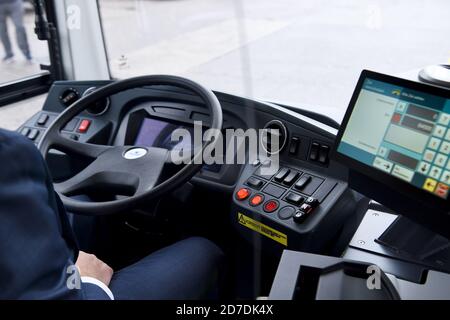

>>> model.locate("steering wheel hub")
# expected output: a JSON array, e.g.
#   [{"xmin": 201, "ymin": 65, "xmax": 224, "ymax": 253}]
[{"xmin": 123, "ymin": 148, "xmax": 148, "ymax": 160}]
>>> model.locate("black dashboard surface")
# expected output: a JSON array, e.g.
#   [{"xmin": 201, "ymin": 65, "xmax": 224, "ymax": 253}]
[
  {"xmin": 18, "ymin": 80, "xmax": 358, "ymax": 254},
  {"xmin": 19, "ymin": 80, "xmax": 347, "ymax": 191}
]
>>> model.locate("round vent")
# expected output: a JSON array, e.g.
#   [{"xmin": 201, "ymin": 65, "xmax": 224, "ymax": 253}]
[
  {"xmin": 82, "ymin": 87, "xmax": 110, "ymax": 115},
  {"xmin": 261, "ymin": 120, "xmax": 288, "ymax": 154}
]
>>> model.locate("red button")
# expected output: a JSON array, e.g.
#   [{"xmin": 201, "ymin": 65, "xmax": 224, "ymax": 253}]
[
  {"xmin": 263, "ymin": 200, "xmax": 279, "ymax": 213},
  {"xmin": 250, "ymin": 194, "xmax": 264, "ymax": 206},
  {"xmin": 78, "ymin": 119, "xmax": 91, "ymax": 133},
  {"xmin": 236, "ymin": 188, "xmax": 250, "ymax": 201}
]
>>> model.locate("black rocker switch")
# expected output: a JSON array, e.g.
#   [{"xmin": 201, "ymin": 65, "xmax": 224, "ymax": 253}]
[
  {"xmin": 283, "ymin": 171, "xmax": 299, "ymax": 186},
  {"xmin": 246, "ymin": 177, "xmax": 264, "ymax": 189},
  {"xmin": 309, "ymin": 142, "xmax": 320, "ymax": 161},
  {"xmin": 295, "ymin": 175, "xmax": 311, "ymax": 190},
  {"xmin": 318, "ymin": 145, "xmax": 330, "ymax": 164},
  {"xmin": 285, "ymin": 192, "xmax": 305, "ymax": 205},
  {"xmin": 274, "ymin": 168, "xmax": 290, "ymax": 182},
  {"xmin": 289, "ymin": 137, "xmax": 300, "ymax": 155},
  {"xmin": 36, "ymin": 114, "xmax": 49, "ymax": 127}
]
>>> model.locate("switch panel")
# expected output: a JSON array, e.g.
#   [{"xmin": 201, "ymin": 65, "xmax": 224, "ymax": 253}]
[{"xmin": 309, "ymin": 141, "xmax": 330, "ymax": 166}]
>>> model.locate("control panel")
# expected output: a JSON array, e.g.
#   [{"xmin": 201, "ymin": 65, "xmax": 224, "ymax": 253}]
[
  {"xmin": 18, "ymin": 111, "xmax": 107, "ymax": 147},
  {"xmin": 286, "ymin": 135, "xmax": 331, "ymax": 166},
  {"xmin": 232, "ymin": 160, "xmax": 355, "ymax": 252},
  {"xmin": 16, "ymin": 81, "xmax": 114, "ymax": 147}
]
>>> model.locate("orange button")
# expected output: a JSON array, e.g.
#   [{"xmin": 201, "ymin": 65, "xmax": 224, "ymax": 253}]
[
  {"xmin": 78, "ymin": 119, "xmax": 91, "ymax": 133},
  {"xmin": 250, "ymin": 194, "xmax": 264, "ymax": 206},
  {"xmin": 236, "ymin": 188, "xmax": 250, "ymax": 201},
  {"xmin": 264, "ymin": 200, "xmax": 279, "ymax": 213}
]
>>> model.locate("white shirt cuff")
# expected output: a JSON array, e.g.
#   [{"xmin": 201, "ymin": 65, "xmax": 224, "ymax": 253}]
[{"xmin": 81, "ymin": 276, "xmax": 115, "ymax": 300}]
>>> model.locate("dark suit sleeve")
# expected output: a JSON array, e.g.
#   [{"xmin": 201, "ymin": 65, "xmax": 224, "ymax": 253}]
[{"xmin": 0, "ymin": 129, "xmax": 84, "ymax": 299}]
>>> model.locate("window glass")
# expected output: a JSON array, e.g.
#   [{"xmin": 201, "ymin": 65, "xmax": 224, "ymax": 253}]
[
  {"xmin": 98, "ymin": 0, "xmax": 450, "ymax": 121},
  {"xmin": 0, "ymin": 0, "xmax": 49, "ymax": 85}
]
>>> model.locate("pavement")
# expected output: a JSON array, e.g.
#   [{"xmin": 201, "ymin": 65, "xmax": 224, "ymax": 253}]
[{"xmin": 1, "ymin": 0, "xmax": 450, "ymax": 130}]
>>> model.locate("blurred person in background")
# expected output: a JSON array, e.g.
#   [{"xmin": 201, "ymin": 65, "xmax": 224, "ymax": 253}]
[{"xmin": 0, "ymin": 0, "xmax": 32, "ymax": 64}]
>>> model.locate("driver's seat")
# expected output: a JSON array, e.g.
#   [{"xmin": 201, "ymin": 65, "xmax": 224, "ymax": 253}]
[{"xmin": 0, "ymin": 129, "xmax": 223, "ymax": 300}]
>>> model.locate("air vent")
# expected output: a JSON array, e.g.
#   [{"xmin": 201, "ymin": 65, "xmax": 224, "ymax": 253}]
[
  {"xmin": 261, "ymin": 120, "xmax": 288, "ymax": 154},
  {"xmin": 82, "ymin": 87, "xmax": 110, "ymax": 116}
]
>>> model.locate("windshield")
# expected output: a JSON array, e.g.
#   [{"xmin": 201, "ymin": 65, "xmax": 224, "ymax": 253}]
[{"xmin": 98, "ymin": 0, "xmax": 450, "ymax": 122}]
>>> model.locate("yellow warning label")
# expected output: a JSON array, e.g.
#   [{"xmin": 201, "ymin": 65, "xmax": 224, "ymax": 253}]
[{"xmin": 238, "ymin": 213, "xmax": 287, "ymax": 246}]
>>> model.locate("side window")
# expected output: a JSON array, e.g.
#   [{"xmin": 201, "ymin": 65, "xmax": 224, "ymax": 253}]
[{"xmin": 0, "ymin": 0, "xmax": 49, "ymax": 85}]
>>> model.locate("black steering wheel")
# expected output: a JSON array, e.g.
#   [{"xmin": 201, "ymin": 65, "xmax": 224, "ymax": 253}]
[{"xmin": 39, "ymin": 75, "xmax": 223, "ymax": 215}]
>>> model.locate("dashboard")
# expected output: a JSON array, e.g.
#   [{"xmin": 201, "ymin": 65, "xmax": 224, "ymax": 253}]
[{"xmin": 17, "ymin": 80, "xmax": 356, "ymax": 253}]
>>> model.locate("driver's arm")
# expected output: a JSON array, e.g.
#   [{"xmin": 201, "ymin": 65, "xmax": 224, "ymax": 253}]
[{"xmin": 0, "ymin": 129, "xmax": 111, "ymax": 299}]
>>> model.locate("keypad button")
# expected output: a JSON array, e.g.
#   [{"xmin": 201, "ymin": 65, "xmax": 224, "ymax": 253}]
[
  {"xmin": 396, "ymin": 102, "xmax": 407, "ymax": 112},
  {"xmin": 434, "ymin": 125, "xmax": 446, "ymax": 138},
  {"xmin": 418, "ymin": 161, "xmax": 431, "ymax": 175},
  {"xmin": 424, "ymin": 149, "xmax": 436, "ymax": 163},
  {"xmin": 378, "ymin": 146, "xmax": 387, "ymax": 157},
  {"xmin": 428, "ymin": 137, "xmax": 442, "ymax": 150},
  {"xmin": 236, "ymin": 188, "xmax": 251, "ymax": 201},
  {"xmin": 439, "ymin": 141, "xmax": 450, "ymax": 155},
  {"xmin": 438, "ymin": 113, "xmax": 450, "ymax": 126},
  {"xmin": 430, "ymin": 166, "xmax": 442, "ymax": 180},
  {"xmin": 435, "ymin": 183, "xmax": 449, "ymax": 198},
  {"xmin": 445, "ymin": 129, "xmax": 450, "ymax": 141},
  {"xmin": 423, "ymin": 178, "xmax": 437, "ymax": 192},
  {"xmin": 263, "ymin": 200, "xmax": 279, "ymax": 213},
  {"xmin": 278, "ymin": 206, "xmax": 296, "ymax": 220},
  {"xmin": 433, "ymin": 126, "xmax": 447, "ymax": 138},
  {"xmin": 441, "ymin": 170, "xmax": 450, "ymax": 184},
  {"xmin": 249, "ymin": 194, "xmax": 264, "ymax": 207},
  {"xmin": 435, "ymin": 154, "xmax": 448, "ymax": 167}
]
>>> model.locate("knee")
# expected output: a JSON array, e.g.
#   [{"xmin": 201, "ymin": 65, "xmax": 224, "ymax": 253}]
[{"xmin": 182, "ymin": 237, "xmax": 224, "ymax": 267}]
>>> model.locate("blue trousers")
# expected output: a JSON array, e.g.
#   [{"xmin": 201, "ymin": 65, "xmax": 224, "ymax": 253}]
[
  {"xmin": 108, "ymin": 237, "xmax": 224, "ymax": 300},
  {"xmin": 0, "ymin": 0, "xmax": 31, "ymax": 59}
]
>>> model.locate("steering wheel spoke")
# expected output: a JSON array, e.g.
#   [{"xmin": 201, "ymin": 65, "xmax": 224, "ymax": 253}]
[
  {"xmin": 56, "ymin": 146, "xmax": 169, "ymax": 198},
  {"xmin": 53, "ymin": 134, "xmax": 113, "ymax": 159},
  {"xmin": 54, "ymin": 160, "xmax": 100, "ymax": 195}
]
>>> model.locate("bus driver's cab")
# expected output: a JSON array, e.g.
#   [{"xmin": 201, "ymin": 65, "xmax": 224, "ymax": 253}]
[{"xmin": 1, "ymin": 0, "xmax": 450, "ymax": 301}]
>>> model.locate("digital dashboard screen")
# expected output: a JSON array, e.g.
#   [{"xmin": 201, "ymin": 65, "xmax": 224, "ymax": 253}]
[
  {"xmin": 134, "ymin": 118, "xmax": 194, "ymax": 151},
  {"xmin": 337, "ymin": 77, "xmax": 450, "ymax": 199}
]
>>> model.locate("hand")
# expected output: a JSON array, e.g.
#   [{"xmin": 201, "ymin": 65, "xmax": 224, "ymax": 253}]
[{"xmin": 75, "ymin": 251, "xmax": 114, "ymax": 286}]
